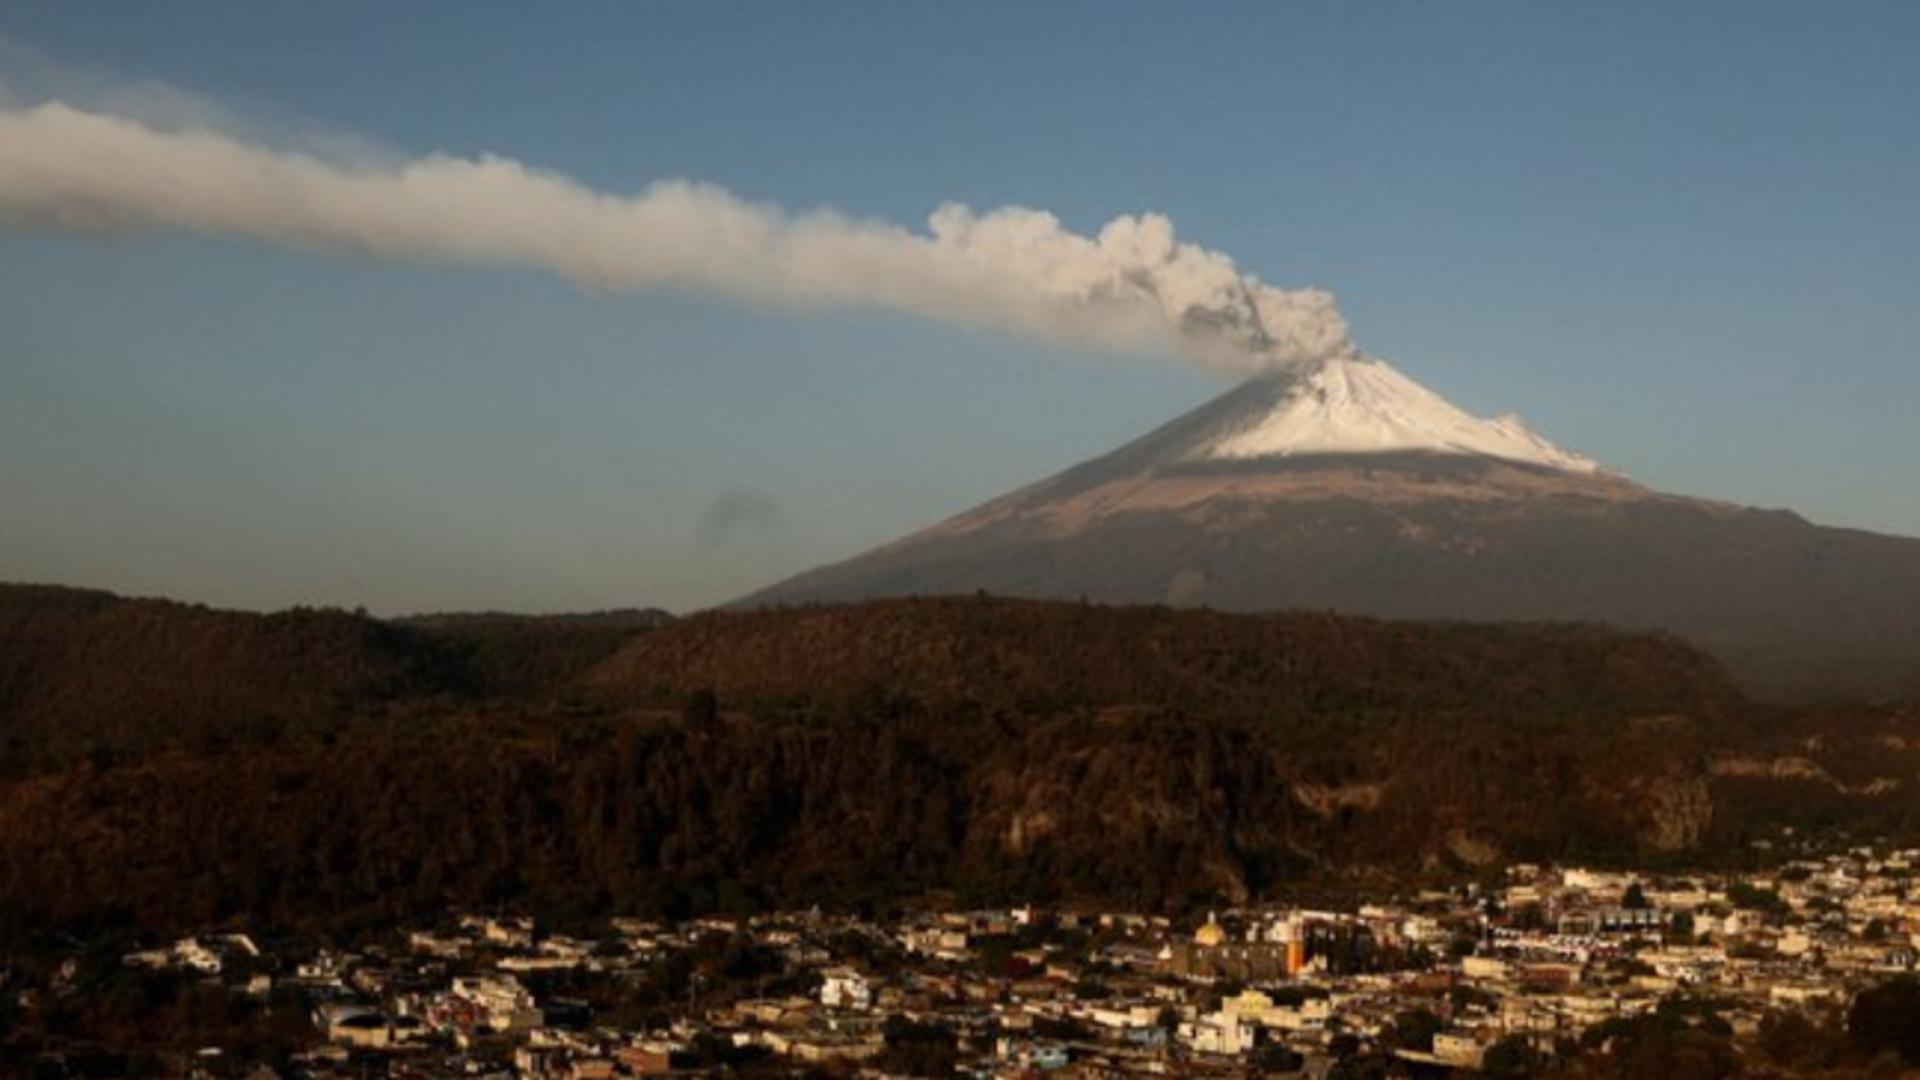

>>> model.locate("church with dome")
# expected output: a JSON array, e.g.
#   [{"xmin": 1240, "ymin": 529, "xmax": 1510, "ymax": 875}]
[{"xmin": 1161, "ymin": 913, "xmax": 1301, "ymax": 982}]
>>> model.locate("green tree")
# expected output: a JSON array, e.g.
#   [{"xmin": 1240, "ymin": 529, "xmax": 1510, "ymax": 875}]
[
  {"xmin": 1482, "ymin": 1035, "xmax": 1544, "ymax": 1077},
  {"xmin": 1755, "ymin": 1009, "xmax": 1844, "ymax": 1070},
  {"xmin": 1849, "ymin": 976, "xmax": 1920, "ymax": 1064},
  {"xmin": 1726, "ymin": 882, "xmax": 1786, "ymax": 914},
  {"xmin": 681, "ymin": 687, "xmax": 720, "ymax": 729},
  {"xmin": 1383, "ymin": 1008, "xmax": 1442, "ymax": 1053},
  {"xmin": 880, "ymin": 1014, "xmax": 960, "ymax": 1077},
  {"xmin": 1665, "ymin": 910, "xmax": 1695, "ymax": 942},
  {"xmin": 1250, "ymin": 1042, "xmax": 1305, "ymax": 1072}
]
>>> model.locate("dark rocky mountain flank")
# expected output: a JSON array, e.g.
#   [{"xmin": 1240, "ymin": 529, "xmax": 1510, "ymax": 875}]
[{"xmin": 1, "ymin": 584, "xmax": 1916, "ymax": 939}]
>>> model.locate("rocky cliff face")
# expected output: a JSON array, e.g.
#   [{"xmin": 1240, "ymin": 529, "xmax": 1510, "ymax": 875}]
[{"xmin": 0, "ymin": 706, "xmax": 1746, "ymax": 934}]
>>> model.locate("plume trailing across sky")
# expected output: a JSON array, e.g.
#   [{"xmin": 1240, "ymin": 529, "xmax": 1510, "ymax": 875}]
[{"xmin": 0, "ymin": 98, "xmax": 1353, "ymax": 375}]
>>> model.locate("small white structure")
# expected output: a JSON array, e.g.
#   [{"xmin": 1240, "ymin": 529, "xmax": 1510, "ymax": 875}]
[
  {"xmin": 819, "ymin": 967, "xmax": 873, "ymax": 1010},
  {"xmin": 122, "ymin": 937, "xmax": 230, "ymax": 975},
  {"xmin": 451, "ymin": 974, "xmax": 543, "ymax": 1032},
  {"xmin": 317, "ymin": 1004, "xmax": 393, "ymax": 1049},
  {"xmin": 1776, "ymin": 930, "xmax": 1814, "ymax": 956},
  {"xmin": 1434, "ymin": 1031, "xmax": 1489, "ymax": 1069},
  {"xmin": 1462, "ymin": 955, "xmax": 1509, "ymax": 979},
  {"xmin": 175, "ymin": 939, "xmax": 224, "ymax": 975},
  {"xmin": 1182, "ymin": 1010, "xmax": 1256, "ymax": 1056}
]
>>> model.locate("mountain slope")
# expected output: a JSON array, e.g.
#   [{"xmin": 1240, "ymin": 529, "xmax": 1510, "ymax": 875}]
[
  {"xmin": 4, "ymin": 585, "xmax": 1919, "ymax": 935},
  {"xmin": 0, "ymin": 585, "xmax": 672, "ymax": 765},
  {"xmin": 0, "ymin": 594, "xmax": 1761, "ymax": 934},
  {"xmin": 0, "ymin": 584, "xmax": 461, "ymax": 758},
  {"xmin": 741, "ymin": 358, "xmax": 1920, "ymax": 701},
  {"xmin": 585, "ymin": 595, "xmax": 1737, "ymax": 718}
]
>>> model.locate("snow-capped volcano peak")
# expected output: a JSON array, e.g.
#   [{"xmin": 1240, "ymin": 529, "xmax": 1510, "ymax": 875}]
[{"xmin": 1194, "ymin": 355, "xmax": 1601, "ymax": 474}]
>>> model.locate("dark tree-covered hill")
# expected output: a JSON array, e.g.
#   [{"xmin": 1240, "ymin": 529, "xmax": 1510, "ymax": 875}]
[{"xmin": 0, "ymin": 583, "xmax": 1914, "ymax": 940}]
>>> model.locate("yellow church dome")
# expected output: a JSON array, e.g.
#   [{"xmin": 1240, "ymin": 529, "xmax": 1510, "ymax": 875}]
[{"xmin": 1194, "ymin": 914, "xmax": 1226, "ymax": 947}]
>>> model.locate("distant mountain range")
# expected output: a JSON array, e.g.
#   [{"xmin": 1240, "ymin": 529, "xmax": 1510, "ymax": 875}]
[{"xmin": 743, "ymin": 356, "xmax": 1920, "ymax": 702}]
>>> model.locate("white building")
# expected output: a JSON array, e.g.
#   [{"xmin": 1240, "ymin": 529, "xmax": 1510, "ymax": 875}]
[
  {"xmin": 451, "ymin": 974, "xmax": 543, "ymax": 1032},
  {"xmin": 1433, "ymin": 1031, "xmax": 1490, "ymax": 1069},
  {"xmin": 819, "ymin": 967, "xmax": 873, "ymax": 1010},
  {"xmin": 1183, "ymin": 1010, "xmax": 1256, "ymax": 1056}
]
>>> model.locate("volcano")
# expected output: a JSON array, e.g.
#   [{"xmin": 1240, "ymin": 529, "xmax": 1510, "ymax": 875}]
[{"xmin": 741, "ymin": 356, "xmax": 1920, "ymax": 701}]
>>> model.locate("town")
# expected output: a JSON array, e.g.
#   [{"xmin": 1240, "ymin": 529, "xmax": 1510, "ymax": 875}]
[{"xmin": 11, "ymin": 841, "xmax": 1920, "ymax": 1078}]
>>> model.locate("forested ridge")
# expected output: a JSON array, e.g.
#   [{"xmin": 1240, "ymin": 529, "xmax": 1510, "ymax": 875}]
[
  {"xmin": 0, "ymin": 584, "xmax": 1914, "ymax": 940},
  {"xmin": 586, "ymin": 597, "xmax": 1738, "ymax": 719}
]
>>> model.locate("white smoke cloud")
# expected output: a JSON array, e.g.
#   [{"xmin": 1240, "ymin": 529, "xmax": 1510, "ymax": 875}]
[{"xmin": 0, "ymin": 98, "xmax": 1355, "ymax": 375}]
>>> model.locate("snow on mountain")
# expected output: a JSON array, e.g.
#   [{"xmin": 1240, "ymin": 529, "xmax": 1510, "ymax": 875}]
[
  {"xmin": 738, "ymin": 350, "xmax": 1920, "ymax": 700},
  {"xmin": 1194, "ymin": 355, "xmax": 1601, "ymax": 474}
]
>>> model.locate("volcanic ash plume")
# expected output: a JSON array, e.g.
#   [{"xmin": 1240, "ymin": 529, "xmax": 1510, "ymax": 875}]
[{"xmin": 0, "ymin": 99, "xmax": 1353, "ymax": 375}]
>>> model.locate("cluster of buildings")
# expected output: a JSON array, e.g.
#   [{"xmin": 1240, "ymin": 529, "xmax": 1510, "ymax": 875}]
[{"xmin": 19, "ymin": 847, "xmax": 1920, "ymax": 1076}]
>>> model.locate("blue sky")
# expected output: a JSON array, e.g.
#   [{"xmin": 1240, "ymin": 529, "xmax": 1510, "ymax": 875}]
[{"xmin": 1, "ymin": 2, "xmax": 1916, "ymax": 613}]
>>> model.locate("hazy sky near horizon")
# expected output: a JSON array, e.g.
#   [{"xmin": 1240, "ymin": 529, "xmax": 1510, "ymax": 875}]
[{"xmin": 2, "ymin": 2, "xmax": 1916, "ymax": 614}]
